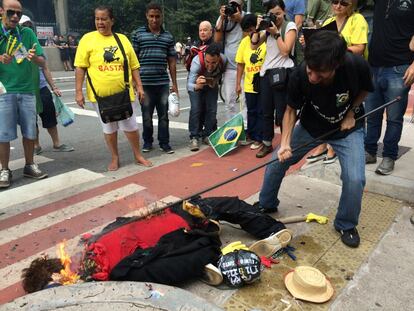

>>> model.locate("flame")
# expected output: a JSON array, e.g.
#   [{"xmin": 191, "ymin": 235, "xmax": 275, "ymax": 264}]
[{"xmin": 56, "ymin": 240, "xmax": 80, "ymax": 285}]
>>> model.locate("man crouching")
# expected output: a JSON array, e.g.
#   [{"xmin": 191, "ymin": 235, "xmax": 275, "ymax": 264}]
[{"xmin": 257, "ymin": 31, "xmax": 374, "ymax": 248}]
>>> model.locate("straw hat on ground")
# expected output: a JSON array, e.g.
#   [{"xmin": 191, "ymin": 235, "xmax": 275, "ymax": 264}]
[{"xmin": 284, "ymin": 266, "xmax": 334, "ymax": 303}]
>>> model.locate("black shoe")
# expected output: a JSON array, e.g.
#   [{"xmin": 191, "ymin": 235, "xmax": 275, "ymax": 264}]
[
  {"xmin": 336, "ymin": 227, "xmax": 360, "ymax": 248},
  {"xmin": 252, "ymin": 201, "xmax": 278, "ymax": 213},
  {"xmin": 160, "ymin": 144, "xmax": 174, "ymax": 154},
  {"xmin": 256, "ymin": 144, "xmax": 273, "ymax": 158}
]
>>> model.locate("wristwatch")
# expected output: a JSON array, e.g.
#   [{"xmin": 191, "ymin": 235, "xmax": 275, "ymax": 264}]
[
  {"xmin": 274, "ymin": 32, "xmax": 281, "ymax": 40},
  {"xmin": 352, "ymin": 106, "xmax": 361, "ymax": 114}
]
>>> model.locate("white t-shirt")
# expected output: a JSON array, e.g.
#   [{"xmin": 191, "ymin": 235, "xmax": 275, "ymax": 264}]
[
  {"xmin": 260, "ymin": 21, "xmax": 297, "ymax": 77},
  {"xmin": 175, "ymin": 42, "xmax": 183, "ymax": 53},
  {"xmin": 216, "ymin": 13, "xmax": 245, "ymax": 70}
]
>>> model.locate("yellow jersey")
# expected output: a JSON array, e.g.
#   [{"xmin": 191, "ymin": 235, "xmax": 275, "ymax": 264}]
[{"xmin": 75, "ymin": 31, "xmax": 140, "ymax": 102}]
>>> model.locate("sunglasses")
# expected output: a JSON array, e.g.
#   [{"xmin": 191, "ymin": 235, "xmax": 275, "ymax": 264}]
[
  {"xmin": 6, "ymin": 9, "xmax": 23, "ymax": 18},
  {"xmin": 331, "ymin": 0, "xmax": 351, "ymax": 6}
]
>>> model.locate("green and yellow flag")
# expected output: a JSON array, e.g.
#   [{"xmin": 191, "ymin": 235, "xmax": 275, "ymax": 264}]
[{"xmin": 208, "ymin": 114, "xmax": 246, "ymax": 157}]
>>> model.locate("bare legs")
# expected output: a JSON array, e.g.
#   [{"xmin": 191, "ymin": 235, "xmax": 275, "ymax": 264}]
[
  {"xmin": 0, "ymin": 142, "xmax": 10, "ymax": 169},
  {"xmin": 103, "ymin": 130, "xmax": 152, "ymax": 171},
  {"xmin": 104, "ymin": 132, "xmax": 119, "ymax": 171},
  {"xmin": 35, "ymin": 126, "xmax": 61, "ymax": 150},
  {"xmin": 124, "ymin": 130, "xmax": 152, "ymax": 167}
]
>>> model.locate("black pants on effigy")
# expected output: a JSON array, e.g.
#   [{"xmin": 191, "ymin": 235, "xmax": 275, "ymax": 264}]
[{"xmin": 189, "ymin": 196, "xmax": 286, "ymax": 239}]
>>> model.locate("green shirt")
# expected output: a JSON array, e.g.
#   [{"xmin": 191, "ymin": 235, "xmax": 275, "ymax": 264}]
[
  {"xmin": 0, "ymin": 25, "xmax": 43, "ymax": 93},
  {"xmin": 307, "ymin": 0, "xmax": 332, "ymax": 22}
]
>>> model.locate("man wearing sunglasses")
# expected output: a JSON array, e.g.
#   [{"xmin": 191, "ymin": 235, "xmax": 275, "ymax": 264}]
[{"xmin": 0, "ymin": 0, "xmax": 47, "ymax": 188}]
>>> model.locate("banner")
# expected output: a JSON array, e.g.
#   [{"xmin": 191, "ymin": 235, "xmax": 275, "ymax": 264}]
[{"xmin": 208, "ymin": 114, "xmax": 246, "ymax": 157}]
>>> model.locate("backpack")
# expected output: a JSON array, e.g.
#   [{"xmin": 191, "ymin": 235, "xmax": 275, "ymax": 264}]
[
  {"xmin": 280, "ymin": 20, "xmax": 304, "ymax": 66},
  {"xmin": 185, "ymin": 44, "xmax": 208, "ymax": 71}
]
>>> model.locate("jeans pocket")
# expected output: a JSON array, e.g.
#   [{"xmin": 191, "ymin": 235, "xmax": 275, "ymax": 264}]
[{"xmin": 393, "ymin": 65, "xmax": 409, "ymax": 74}]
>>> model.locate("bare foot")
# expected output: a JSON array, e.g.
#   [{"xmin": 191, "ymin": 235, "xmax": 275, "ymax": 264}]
[
  {"xmin": 136, "ymin": 156, "xmax": 153, "ymax": 167},
  {"xmin": 108, "ymin": 158, "xmax": 120, "ymax": 171}
]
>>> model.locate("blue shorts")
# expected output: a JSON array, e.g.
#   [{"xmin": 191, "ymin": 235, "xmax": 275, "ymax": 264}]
[{"xmin": 0, "ymin": 93, "xmax": 37, "ymax": 142}]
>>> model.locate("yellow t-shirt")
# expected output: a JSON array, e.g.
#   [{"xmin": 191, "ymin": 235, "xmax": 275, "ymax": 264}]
[
  {"xmin": 324, "ymin": 13, "xmax": 369, "ymax": 60},
  {"xmin": 235, "ymin": 36, "xmax": 266, "ymax": 93},
  {"xmin": 74, "ymin": 31, "xmax": 140, "ymax": 102}
]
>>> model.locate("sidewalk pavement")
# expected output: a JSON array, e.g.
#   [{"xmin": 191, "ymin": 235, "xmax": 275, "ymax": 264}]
[{"xmin": 2, "ymin": 117, "xmax": 413, "ymax": 310}]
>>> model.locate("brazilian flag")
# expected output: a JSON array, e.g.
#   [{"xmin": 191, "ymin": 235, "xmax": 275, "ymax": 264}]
[{"xmin": 208, "ymin": 114, "xmax": 246, "ymax": 157}]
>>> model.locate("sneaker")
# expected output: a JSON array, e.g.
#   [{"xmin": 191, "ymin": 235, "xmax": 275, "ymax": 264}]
[
  {"xmin": 252, "ymin": 201, "xmax": 278, "ymax": 214},
  {"xmin": 201, "ymin": 264, "xmax": 223, "ymax": 286},
  {"xmin": 202, "ymin": 137, "xmax": 210, "ymax": 146},
  {"xmin": 375, "ymin": 157, "xmax": 395, "ymax": 175},
  {"xmin": 249, "ymin": 229, "xmax": 293, "ymax": 257},
  {"xmin": 53, "ymin": 144, "xmax": 74, "ymax": 152},
  {"xmin": 365, "ymin": 151, "xmax": 377, "ymax": 164},
  {"xmin": 189, "ymin": 138, "xmax": 199, "ymax": 152},
  {"xmin": 336, "ymin": 227, "xmax": 360, "ymax": 248},
  {"xmin": 142, "ymin": 143, "xmax": 153, "ymax": 153},
  {"xmin": 34, "ymin": 146, "xmax": 42, "ymax": 155},
  {"xmin": 0, "ymin": 169, "xmax": 12, "ymax": 188},
  {"xmin": 250, "ymin": 141, "xmax": 262, "ymax": 150},
  {"xmin": 256, "ymin": 144, "xmax": 273, "ymax": 158},
  {"xmin": 306, "ymin": 149, "xmax": 328, "ymax": 163},
  {"xmin": 240, "ymin": 137, "xmax": 253, "ymax": 146},
  {"xmin": 323, "ymin": 154, "xmax": 337, "ymax": 164},
  {"xmin": 23, "ymin": 164, "xmax": 48, "ymax": 179},
  {"xmin": 160, "ymin": 144, "xmax": 174, "ymax": 154}
]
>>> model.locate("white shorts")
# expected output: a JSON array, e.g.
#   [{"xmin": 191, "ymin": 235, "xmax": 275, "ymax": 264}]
[{"xmin": 92, "ymin": 101, "xmax": 139, "ymax": 134}]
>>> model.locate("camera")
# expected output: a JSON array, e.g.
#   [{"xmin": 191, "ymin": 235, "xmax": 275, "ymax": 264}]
[
  {"xmin": 224, "ymin": 2, "xmax": 239, "ymax": 16},
  {"xmin": 259, "ymin": 13, "xmax": 276, "ymax": 30}
]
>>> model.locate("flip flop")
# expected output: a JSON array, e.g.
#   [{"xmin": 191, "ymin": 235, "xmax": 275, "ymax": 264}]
[{"xmin": 249, "ymin": 229, "xmax": 293, "ymax": 257}]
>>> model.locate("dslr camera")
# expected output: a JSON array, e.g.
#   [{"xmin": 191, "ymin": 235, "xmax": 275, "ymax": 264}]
[
  {"xmin": 224, "ymin": 2, "xmax": 239, "ymax": 16},
  {"xmin": 259, "ymin": 13, "xmax": 276, "ymax": 30}
]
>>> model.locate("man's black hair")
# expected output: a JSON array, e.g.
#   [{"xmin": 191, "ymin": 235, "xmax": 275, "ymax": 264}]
[
  {"xmin": 205, "ymin": 43, "xmax": 221, "ymax": 57},
  {"xmin": 95, "ymin": 5, "xmax": 114, "ymax": 19},
  {"xmin": 264, "ymin": 0, "xmax": 285, "ymax": 12},
  {"xmin": 146, "ymin": 2, "xmax": 163, "ymax": 13},
  {"xmin": 305, "ymin": 31, "xmax": 347, "ymax": 72},
  {"xmin": 241, "ymin": 13, "xmax": 257, "ymax": 32}
]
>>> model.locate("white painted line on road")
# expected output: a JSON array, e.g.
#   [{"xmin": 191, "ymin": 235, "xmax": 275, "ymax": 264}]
[
  {"xmin": 8, "ymin": 155, "xmax": 54, "ymax": 171},
  {"xmin": 60, "ymin": 88, "xmax": 85, "ymax": 93},
  {"xmin": 70, "ymin": 107, "xmax": 189, "ymax": 130},
  {"xmin": 0, "ymin": 184, "xmax": 145, "ymax": 245},
  {"xmin": 0, "ymin": 169, "xmax": 104, "ymax": 211},
  {"xmin": 0, "ymin": 195, "xmax": 180, "ymax": 291}
]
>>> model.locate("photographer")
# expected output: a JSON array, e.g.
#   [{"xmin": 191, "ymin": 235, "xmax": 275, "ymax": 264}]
[
  {"xmin": 214, "ymin": 0, "xmax": 245, "ymax": 121},
  {"xmin": 250, "ymin": 0, "xmax": 297, "ymax": 158},
  {"xmin": 187, "ymin": 43, "xmax": 226, "ymax": 151}
]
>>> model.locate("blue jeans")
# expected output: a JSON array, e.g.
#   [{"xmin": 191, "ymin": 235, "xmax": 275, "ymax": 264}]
[
  {"xmin": 141, "ymin": 84, "xmax": 170, "ymax": 146},
  {"xmin": 259, "ymin": 124, "xmax": 366, "ymax": 231},
  {"xmin": 188, "ymin": 86, "xmax": 218, "ymax": 139},
  {"xmin": 0, "ymin": 93, "xmax": 37, "ymax": 142},
  {"xmin": 364, "ymin": 65, "xmax": 410, "ymax": 159},
  {"xmin": 245, "ymin": 92, "xmax": 262, "ymax": 142}
]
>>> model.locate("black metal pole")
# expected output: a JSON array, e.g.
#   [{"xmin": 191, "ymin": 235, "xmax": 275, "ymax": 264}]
[{"xmin": 141, "ymin": 96, "xmax": 401, "ymax": 214}]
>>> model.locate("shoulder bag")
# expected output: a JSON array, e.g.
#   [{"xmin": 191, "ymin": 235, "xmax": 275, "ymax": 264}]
[{"xmin": 87, "ymin": 33, "xmax": 133, "ymax": 124}]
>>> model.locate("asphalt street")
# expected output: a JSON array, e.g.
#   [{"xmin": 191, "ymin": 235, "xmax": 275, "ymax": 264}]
[{"xmin": 7, "ymin": 66, "xmax": 231, "ymax": 189}]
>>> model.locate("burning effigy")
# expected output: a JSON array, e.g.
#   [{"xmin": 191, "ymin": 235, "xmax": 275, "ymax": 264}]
[{"xmin": 21, "ymin": 197, "xmax": 291, "ymax": 292}]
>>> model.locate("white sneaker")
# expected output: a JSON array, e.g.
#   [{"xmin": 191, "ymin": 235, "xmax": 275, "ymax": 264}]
[{"xmin": 189, "ymin": 138, "xmax": 199, "ymax": 151}]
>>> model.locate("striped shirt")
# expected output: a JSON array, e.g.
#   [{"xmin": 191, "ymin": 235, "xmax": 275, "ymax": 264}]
[{"xmin": 131, "ymin": 25, "xmax": 176, "ymax": 86}]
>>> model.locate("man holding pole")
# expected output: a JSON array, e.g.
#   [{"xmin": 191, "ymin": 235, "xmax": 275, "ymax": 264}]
[{"xmin": 257, "ymin": 31, "xmax": 374, "ymax": 248}]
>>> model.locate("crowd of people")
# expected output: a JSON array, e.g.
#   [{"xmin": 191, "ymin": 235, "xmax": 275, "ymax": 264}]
[{"xmin": 0, "ymin": 0, "xmax": 413, "ymax": 248}]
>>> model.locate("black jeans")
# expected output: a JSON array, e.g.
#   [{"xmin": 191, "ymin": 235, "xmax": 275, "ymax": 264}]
[
  {"xmin": 190, "ymin": 196, "xmax": 286, "ymax": 239},
  {"xmin": 259, "ymin": 71, "xmax": 289, "ymax": 142}
]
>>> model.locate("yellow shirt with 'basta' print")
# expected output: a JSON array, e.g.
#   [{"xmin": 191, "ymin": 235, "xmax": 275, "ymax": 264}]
[
  {"xmin": 235, "ymin": 36, "xmax": 266, "ymax": 93},
  {"xmin": 74, "ymin": 31, "xmax": 140, "ymax": 102}
]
